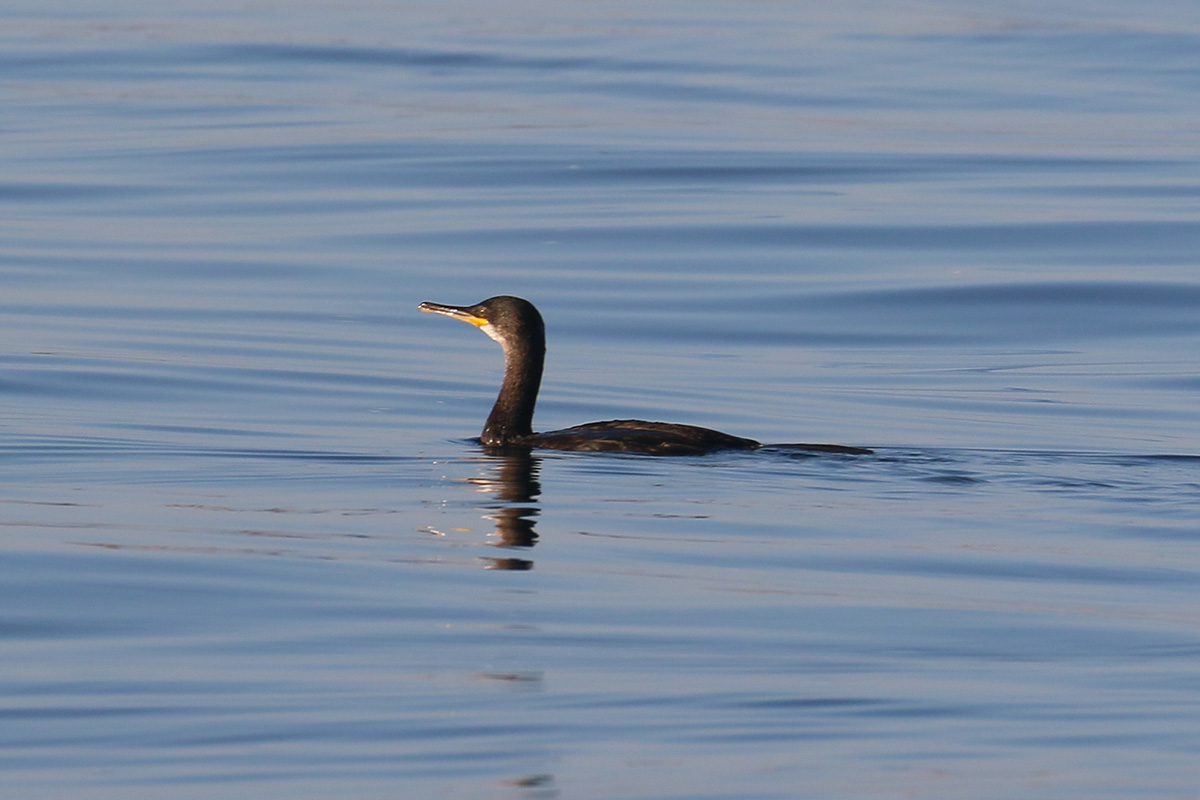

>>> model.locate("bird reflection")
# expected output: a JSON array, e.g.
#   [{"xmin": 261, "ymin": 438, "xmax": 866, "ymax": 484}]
[{"xmin": 465, "ymin": 448, "xmax": 542, "ymax": 570}]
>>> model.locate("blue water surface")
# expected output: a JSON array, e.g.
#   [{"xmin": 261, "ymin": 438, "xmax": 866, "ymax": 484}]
[{"xmin": 2, "ymin": 1, "xmax": 1200, "ymax": 798}]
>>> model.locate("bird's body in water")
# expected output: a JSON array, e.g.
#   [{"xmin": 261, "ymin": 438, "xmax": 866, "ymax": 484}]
[{"xmin": 418, "ymin": 296, "xmax": 871, "ymax": 456}]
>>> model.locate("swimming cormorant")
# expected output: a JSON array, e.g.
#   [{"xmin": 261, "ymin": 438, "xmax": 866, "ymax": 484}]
[{"xmin": 419, "ymin": 296, "xmax": 871, "ymax": 456}]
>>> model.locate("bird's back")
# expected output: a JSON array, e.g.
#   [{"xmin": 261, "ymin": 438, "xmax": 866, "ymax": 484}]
[{"xmin": 527, "ymin": 419, "xmax": 761, "ymax": 456}]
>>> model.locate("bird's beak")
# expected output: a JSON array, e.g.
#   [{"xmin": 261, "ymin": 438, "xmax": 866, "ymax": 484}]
[{"xmin": 418, "ymin": 301, "xmax": 488, "ymax": 328}]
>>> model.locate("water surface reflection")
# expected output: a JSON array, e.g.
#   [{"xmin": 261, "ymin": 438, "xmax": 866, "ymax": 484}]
[{"xmin": 466, "ymin": 449, "xmax": 543, "ymax": 569}]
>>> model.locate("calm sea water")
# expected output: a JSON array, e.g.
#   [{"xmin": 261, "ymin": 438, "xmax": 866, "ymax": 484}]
[{"xmin": 3, "ymin": 1, "xmax": 1200, "ymax": 798}]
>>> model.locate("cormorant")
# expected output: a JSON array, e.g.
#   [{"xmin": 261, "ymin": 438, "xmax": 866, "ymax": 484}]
[{"xmin": 419, "ymin": 296, "xmax": 871, "ymax": 456}]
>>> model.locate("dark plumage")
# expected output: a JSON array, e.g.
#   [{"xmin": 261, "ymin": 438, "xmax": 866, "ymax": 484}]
[{"xmin": 418, "ymin": 296, "xmax": 870, "ymax": 456}]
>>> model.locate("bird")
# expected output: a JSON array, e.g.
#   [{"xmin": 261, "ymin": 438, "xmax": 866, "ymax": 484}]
[{"xmin": 419, "ymin": 296, "xmax": 871, "ymax": 456}]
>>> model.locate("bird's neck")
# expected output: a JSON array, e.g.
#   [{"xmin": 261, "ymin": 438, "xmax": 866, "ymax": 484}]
[{"xmin": 481, "ymin": 336, "xmax": 544, "ymax": 446}]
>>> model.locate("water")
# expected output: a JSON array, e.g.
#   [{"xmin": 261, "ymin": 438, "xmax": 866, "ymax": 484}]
[{"xmin": 3, "ymin": 1, "xmax": 1200, "ymax": 797}]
